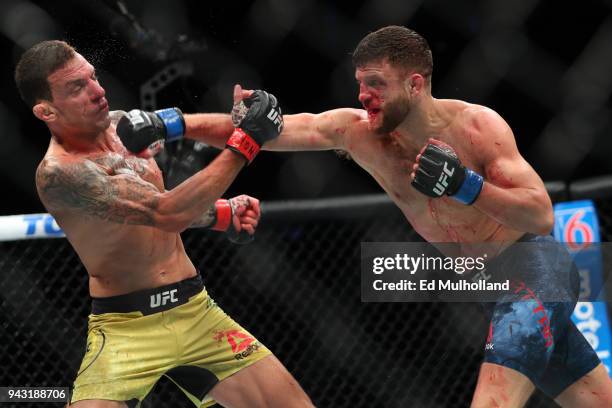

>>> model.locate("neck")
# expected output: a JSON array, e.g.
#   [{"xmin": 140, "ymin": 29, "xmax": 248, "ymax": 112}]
[
  {"xmin": 392, "ymin": 96, "xmax": 442, "ymax": 150},
  {"xmin": 50, "ymin": 124, "xmax": 113, "ymax": 154}
]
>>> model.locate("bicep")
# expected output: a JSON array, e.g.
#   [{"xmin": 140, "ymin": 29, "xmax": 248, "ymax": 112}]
[
  {"xmin": 484, "ymin": 154, "xmax": 544, "ymax": 191},
  {"xmin": 36, "ymin": 160, "xmax": 162, "ymax": 226}
]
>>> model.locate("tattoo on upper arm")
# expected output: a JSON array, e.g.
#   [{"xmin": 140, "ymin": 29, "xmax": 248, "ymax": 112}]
[{"xmin": 36, "ymin": 159, "xmax": 161, "ymax": 225}]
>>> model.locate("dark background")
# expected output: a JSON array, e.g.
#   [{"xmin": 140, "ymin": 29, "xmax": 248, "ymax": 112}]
[
  {"xmin": 1, "ymin": 0, "xmax": 612, "ymax": 216},
  {"xmin": 2, "ymin": 2, "xmax": 612, "ymax": 407}
]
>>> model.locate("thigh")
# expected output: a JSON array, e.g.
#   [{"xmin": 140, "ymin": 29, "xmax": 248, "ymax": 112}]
[
  {"xmin": 478, "ymin": 296, "xmax": 573, "ymax": 406},
  {"xmin": 540, "ymin": 321, "xmax": 612, "ymax": 400},
  {"xmin": 170, "ymin": 293, "xmax": 312, "ymax": 407},
  {"xmin": 71, "ymin": 313, "xmax": 174, "ymax": 405},
  {"xmin": 170, "ymin": 293, "xmax": 276, "ymax": 406},
  {"xmin": 484, "ymin": 298, "xmax": 557, "ymax": 383},
  {"xmin": 555, "ymin": 363, "xmax": 612, "ymax": 407},
  {"xmin": 208, "ymin": 354, "xmax": 313, "ymax": 408},
  {"xmin": 471, "ymin": 362, "xmax": 535, "ymax": 408}
]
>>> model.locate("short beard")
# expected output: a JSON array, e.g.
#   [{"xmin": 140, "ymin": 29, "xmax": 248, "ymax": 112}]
[{"xmin": 375, "ymin": 96, "xmax": 410, "ymax": 134}]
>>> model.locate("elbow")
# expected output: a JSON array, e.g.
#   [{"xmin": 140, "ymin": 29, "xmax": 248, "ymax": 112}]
[
  {"xmin": 534, "ymin": 212, "xmax": 554, "ymax": 235},
  {"xmin": 522, "ymin": 214, "xmax": 553, "ymax": 236},
  {"xmin": 532, "ymin": 195, "xmax": 554, "ymax": 235},
  {"xmin": 153, "ymin": 213, "xmax": 191, "ymax": 233},
  {"xmin": 152, "ymin": 195, "xmax": 194, "ymax": 233}
]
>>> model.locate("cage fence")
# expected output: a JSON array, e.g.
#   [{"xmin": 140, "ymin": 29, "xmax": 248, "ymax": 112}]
[{"xmin": 1, "ymin": 179, "xmax": 612, "ymax": 408}]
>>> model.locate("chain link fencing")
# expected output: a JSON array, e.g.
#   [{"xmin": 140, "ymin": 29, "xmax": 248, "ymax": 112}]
[{"xmin": 1, "ymin": 190, "xmax": 612, "ymax": 407}]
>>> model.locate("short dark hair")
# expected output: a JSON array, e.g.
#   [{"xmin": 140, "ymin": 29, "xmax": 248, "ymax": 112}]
[
  {"xmin": 14, "ymin": 40, "xmax": 76, "ymax": 107},
  {"xmin": 352, "ymin": 26, "xmax": 433, "ymax": 78}
]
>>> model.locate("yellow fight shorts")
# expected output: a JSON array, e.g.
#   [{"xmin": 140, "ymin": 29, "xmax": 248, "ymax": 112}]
[{"xmin": 70, "ymin": 274, "xmax": 271, "ymax": 407}]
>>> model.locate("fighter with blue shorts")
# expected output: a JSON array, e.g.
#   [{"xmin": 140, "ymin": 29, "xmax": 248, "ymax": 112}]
[
  {"xmin": 182, "ymin": 25, "xmax": 612, "ymax": 407},
  {"xmin": 483, "ymin": 233, "xmax": 602, "ymax": 400}
]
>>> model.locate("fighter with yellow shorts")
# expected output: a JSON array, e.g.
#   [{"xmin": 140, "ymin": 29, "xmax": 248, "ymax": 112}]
[
  {"xmin": 72, "ymin": 274, "xmax": 271, "ymax": 407},
  {"xmin": 16, "ymin": 39, "xmax": 312, "ymax": 407}
]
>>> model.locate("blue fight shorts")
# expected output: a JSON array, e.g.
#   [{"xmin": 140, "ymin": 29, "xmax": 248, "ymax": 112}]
[{"xmin": 482, "ymin": 233, "xmax": 601, "ymax": 397}]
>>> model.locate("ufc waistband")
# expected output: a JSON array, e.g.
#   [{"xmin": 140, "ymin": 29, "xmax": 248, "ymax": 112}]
[{"xmin": 91, "ymin": 274, "xmax": 204, "ymax": 316}]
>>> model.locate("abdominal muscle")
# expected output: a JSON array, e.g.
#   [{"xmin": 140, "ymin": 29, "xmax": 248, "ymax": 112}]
[
  {"xmin": 398, "ymin": 195, "xmax": 522, "ymax": 244},
  {"xmin": 374, "ymin": 176, "xmax": 525, "ymax": 261},
  {"xmin": 59, "ymin": 216, "xmax": 197, "ymax": 298}
]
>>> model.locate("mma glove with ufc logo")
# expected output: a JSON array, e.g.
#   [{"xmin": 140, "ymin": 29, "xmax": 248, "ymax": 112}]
[
  {"xmin": 116, "ymin": 90, "xmax": 283, "ymax": 165},
  {"xmin": 226, "ymin": 90, "xmax": 284, "ymax": 164},
  {"xmin": 411, "ymin": 143, "xmax": 483, "ymax": 205}
]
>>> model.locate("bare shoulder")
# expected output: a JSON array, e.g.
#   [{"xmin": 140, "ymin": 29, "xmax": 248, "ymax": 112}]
[
  {"xmin": 323, "ymin": 108, "xmax": 366, "ymax": 122},
  {"xmin": 324, "ymin": 108, "xmax": 369, "ymax": 137},
  {"xmin": 36, "ymin": 154, "xmax": 107, "ymax": 210},
  {"xmin": 36, "ymin": 154, "xmax": 101, "ymax": 185},
  {"xmin": 447, "ymin": 102, "xmax": 546, "ymax": 193},
  {"xmin": 314, "ymin": 108, "xmax": 367, "ymax": 136},
  {"xmin": 444, "ymin": 101, "xmax": 517, "ymax": 155},
  {"xmin": 37, "ymin": 155, "xmax": 82, "ymax": 189},
  {"xmin": 451, "ymin": 102, "xmax": 512, "ymax": 139}
]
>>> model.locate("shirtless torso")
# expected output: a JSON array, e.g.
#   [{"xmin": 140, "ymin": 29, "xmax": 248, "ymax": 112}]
[
  {"xmin": 344, "ymin": 101, "xmax": 524, "ymax": 244},
  {"xmin": 267, "ymin": 97, "xmax": 549, "ymax": 249},
  {"xmin": 189, "ymin": 26, "xmax": 611, "ymax": 407},
  {"xmin": 36, "ymin": 112, "xmax": 197, "ymax": 297},
  {"xmin": 15, "ymin": 39, "xmax": 322, "ymax": 406}
]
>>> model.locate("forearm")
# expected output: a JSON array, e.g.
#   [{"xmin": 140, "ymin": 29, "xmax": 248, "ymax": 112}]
[
  {"xmin": 183, "ymin": 113, "xmax": 234, "ymax": 148},
  {"xmin": 183, "ymin": 110, "xmax": 347, "ymax": 152},
  {"xmin": 156, "ymin": 150, "xmax": 245, "ymax": 231},
  {"xmin": 188, "ymin": 205, "xmax": 217, "ymax": 229},
  {"xmin": 473, "ymin": 182, "xmax": 553, "ymax": 235}
]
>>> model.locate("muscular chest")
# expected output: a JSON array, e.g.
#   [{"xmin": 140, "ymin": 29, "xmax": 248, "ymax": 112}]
[
  {"xmin": 348, "ymin": 131, "xmax": 492, "ymax": 241},
  {"xmin": 91, "ymin": 153, "xmax": 164, "ymax": 191},
  {"xmin": 350, "ymin": 134, "xmax": 420, "ymax": 202}
]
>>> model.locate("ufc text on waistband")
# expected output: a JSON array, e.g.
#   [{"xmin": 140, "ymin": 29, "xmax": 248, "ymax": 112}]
[{"xmin": 91, "ymin": 274, "xmax": 204, "ymax": 316}]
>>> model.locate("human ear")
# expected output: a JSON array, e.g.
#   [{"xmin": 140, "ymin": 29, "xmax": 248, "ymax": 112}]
[{"xmin": 32, "ymin": 102, "xmax": 56, "ymax": 122}]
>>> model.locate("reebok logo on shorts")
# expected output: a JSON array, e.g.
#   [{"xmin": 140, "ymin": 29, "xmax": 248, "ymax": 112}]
[{"xmin": 213, "ymin": 329, "xmax": 260, "ymax": 360}]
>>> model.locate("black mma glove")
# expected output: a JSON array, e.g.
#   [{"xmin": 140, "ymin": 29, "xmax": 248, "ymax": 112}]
[
  {"xmin": 226, "ymin": 90, "xmax": 283, "ymax": 163},
  {"xmin": 411, "ymin": 143, "xmax": 484, "ymax": 205},
  {"xmin": 116, "ymin": 108, "xmax": 185, "ymax": 154}
]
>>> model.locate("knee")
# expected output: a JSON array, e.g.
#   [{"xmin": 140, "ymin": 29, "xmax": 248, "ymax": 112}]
[
  {"xmin": 298, "ymin": 394, "xmax": 315, "ymax": 408},
  {"xmin": 471, "ymin": 363, "xmax": 535, "ymax": 408},
  {"xmin": 288, "ymin": 396, "xmax": 315, "ymax": 408},
  {"xmin": 279, "ymin": 381, "xmax": 315, "ymax": 408}
]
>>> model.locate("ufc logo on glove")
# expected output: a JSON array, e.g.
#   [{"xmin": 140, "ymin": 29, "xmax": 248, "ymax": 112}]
[
  {"xmin": 433, "ymin": 162, "xmax": 456, "ymax": 196},
  {"xmin": 411, "ymin": 143, "xmax": 483, "ymax": 205},
  {"xmin": 267, "ymin": 109, "xmax": 283, "ymax": 132}
]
